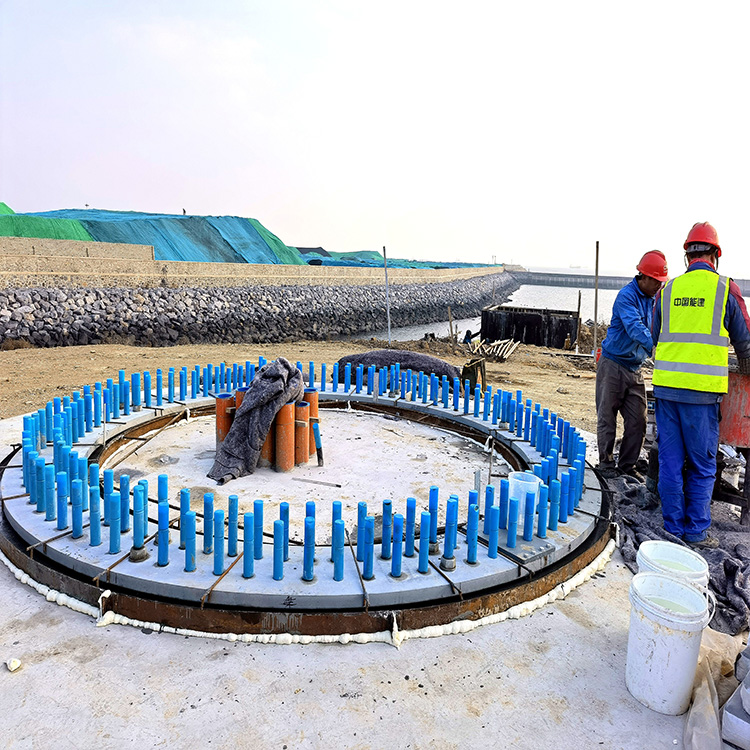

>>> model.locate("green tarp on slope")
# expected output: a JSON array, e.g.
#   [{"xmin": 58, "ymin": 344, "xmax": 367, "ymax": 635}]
[
  {"xmin": 0, "ymin": 214, "xmax": 94, "ymax": 241},
  {"xmin": 0, "ymin": 202, "xmax": 14, "ymax": 215}
]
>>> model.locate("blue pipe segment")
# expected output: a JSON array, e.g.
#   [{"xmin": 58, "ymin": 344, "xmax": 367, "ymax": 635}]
[
  {"xmin": 94, "ymin": 390, "xmax": 102, "ymax": 427},
  {"xmin": 473, "ymin": 384, "xmax": 481, "ymax": 417},
  {"xmin": 488, "ymin": 505, "xmax": 499, "ymax": 559},
  {"xmin": 201, "ymin": 367, "xmax": 208, "ymax": 398},
  {"xmin": 111, "ymin": 384, "xmax": 120, "ymax": 420},
  {"xmin": 35, "ymin": 456, "xmax": 45, "ymax": 513},
  {"xmin": 467, "ymin": 489, "xmax": 478, "ymax": 537},
  {"xmin": 492, "ymin": 392, "xmax": 500, "ymax": 425},
  {"xmin": 429, "ymin": 486, "xmax": 439, "ymax": 546},
  {"xmin": 508, "ymin": 398, "xmax": 515, "ymax": 432},
  {"xmin": 156, "ymin": 370, "xmax": 163, "ymax": 406},
  {"xmin": 442, "ymin": 376, "xmax": 449, "ymax": 408},
  {"xmin": 184, "ymin": 511, "xmax": 196, "ymax": 572},
  {"xmin": 56, "ymin": 472, "xmax": 68, "ymax": 530},
  {"xmin": 483, "ymin": 484, "xmax": 495, "ymax": 534},
  {"xmin": 273, "ymin": 519, "xmax": 285, "ymax": 581},
  {"xmin": 453, "ymin": 378, "xmax": 460, "ymax": 411},
  {"xmin": 355, "ymin": 364, "xmax": 363, "ymax": 393},
  {"xmin": 537, "ymin": 484, "xmax": 549, "ymax": 538},
  {"xmin": 444, "ymin": 496, "xmax": 458, "ymax": 560},
  {"xmin": 467, "ymin": 503, "xmax": 479, "ymax": 564},
  {"xmin": 168, "ymin": 368, "xmax": 175, "ymax": 403},
  {"xmin": 212, "ymin": 509, "xmax": 224, "ymax": 574},
  {"xmin": 138, "ymin": 479, "xmax": 149, "ymax": 538},
  {"xmin": 130, "ymin": 372, "xmax": 141, "ymax": 411},
  {"xmin": 405, "ymin": 497, "xmax": 416, "ymax": 557},
  {"xmin": 574, "ymin": 458, "xmax": 584, "ymax": 506},
  {"xmin": 179, "ymin": 367, "xmax": 187, "ymax": 401},
  {"xmin": 203, "ymin": 493, "xmax": 214, "ymax": 554},
  {"xmin": 102, "ymin": 468, "xmax": 113, "ymax": 526},
  {"xmin": 567, "ymin": 468, "xmax": 577, "ymax": 516},
  {"xmin": 463, "ymin": 379, "xmax": 470, "ymax": 414},
  {"xmin": 558, "ymin": 473, "xmax": 569, "ymax": 523},
  {"xmin": 44, "ymin": 464, "xmax": 55, "ymax": 521},
  {"xmin": 253, "ymin": 499, "xmax": 264, "ymax": 559},
  {"xmin": 530, "ymin": 411, "xmax": 538, "ymax": 447},
  {"xmin": 381, "ymin": 499, "xmax": 392, "ymax": 560},
  {"xmin": 411, "ymin": 373, "xmax": 418, "ymax": 402},
  {"xmin": 228, "ymin": 495, "xmax": 238, "ymax": 557},
  {"xmin": 400, "ymin": 371, "xmax": 407, "ymax": 399},
  {"xmin": 243, "ymin": 512, "xmax": 254, "ymax": 578},
  {"xmin": 367, "ymin": 365, "xmax": 374, "ymax": 395},
  {"xmin": 516, "ymin": 401, "xmax": 523, "ymax": 438},
  {"xmin": 499, "ymin": 478, "xmax": 509, "ymax": 530},
  {"xmin": 191, "ymin": 368, "xmax": 198, "ymax": 399},
  {"xmin": 333, "ymin": 518, "xmax": 345, "ymax": 581},
  {"xmin": 363, "ymin": 516, "xmax": 375, "ymax": 580},
  {"xmin": 306, "ymin": 500, "xmax": 316, "ymax": 520},
  {"xmin": 524, "ymin": 406, "xmax": 531, "ymax": 441},
  {"xmin": 67, "ymin": 450, "xmax": 78, "ymax": 497},
  {"xmin": 391, "ymin": 513, "xmax": 404, "ymax": 577},
  {"xmin": 523, "ymin": 491, "xmax": 535, "ymax": 542},
  {"xmin": 70, "ymin": 401, "xmax": 79, "ymax": 442},
  {"xmin": 280, "ymin": 501, "xmax": 289, "ymax": 561},
  {"xmin": 131, "ymin": 484, "xmax": 144, "ymax": 549},
  {"xmin": 507, "ymin": 497, "xmax": 519, "ymax": 548},
  {"xmin": 179, "ymin": 488, "xmax": 190, "ymax": 550},
  {"xmin": 118, "ymin": 370, "xmax": 126, "ymax": 403},
  {"xmin": 303, "ymin": 516, "xmax": 315, "ymax": 581},
  {"xmin": 321, "ymin": 363, "xmax": 327, "ymax": 392},
  {"xmin": 120, "ymin": 474, "xmax": 131, "ymax": 532},
  {"xmin": 122, "ymin": 383, "xmax": 131, "ymax": 416},
  {"xmin": 332, "ymin": 363, "xmax": 340, "ymax": 393},
  {"xmin": 158, "ymin": 502, "xmax": 170, "ymax": 567},
  {"xmin": 356, "ymin": 501, "xmax": 367, "ymax": 562},
  {"xmin": 89, "ymin": 486, "xmax": 101, "ymax": 546},
  {"xmin": 45, "ymin": 402, "xmax": 53, "ymax": 441},
  {"xmin": 71, "ymin": 479, "xmax": 83, "ymax": 538},
  {"xmin": 483, "ymin": 388, "xmax": 491, "ymax": 421},
  {"xmin": 83, "ymin": 393, "xmax": 93, "ymax": 433},
  {"xmin": 421, "ymin": 373, "xmax": 428, "ymax": 403},
  {"xmin": 345, "ymin": 362, "xmax": 351, "ymax": 391},
  {"xmin": 258, "ymin": 355, "xmax": 266, "ymax": 369},
  {"xmin": 330, "ymin": 500, "xmax": 342, "ymax": 561},
  {"xmin": 109, "ymin": 491, "xmax": 121, "ymax": 554},
  {"xmin": 308, "ymin": 361, "xmax": 314, "ymax": 389}
]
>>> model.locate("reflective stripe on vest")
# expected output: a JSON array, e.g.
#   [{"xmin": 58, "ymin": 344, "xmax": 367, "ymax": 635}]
[{"xmin": 652, "ymin": 270, "xmax": 730, "ymax": 393}]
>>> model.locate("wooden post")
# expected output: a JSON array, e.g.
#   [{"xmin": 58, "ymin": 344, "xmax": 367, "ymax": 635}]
[
  {"xmin": 575, "ymin": 290, "xmax": 581, "ymax": 354},
  {"xmin": 593, "ymin": 241, "xmax": 600, "ymax": 364}
]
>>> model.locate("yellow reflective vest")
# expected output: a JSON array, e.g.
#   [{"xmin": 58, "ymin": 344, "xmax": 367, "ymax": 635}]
[{"xmin": 653, "ymin": 269, "xmax": 730, "ymax": 393}]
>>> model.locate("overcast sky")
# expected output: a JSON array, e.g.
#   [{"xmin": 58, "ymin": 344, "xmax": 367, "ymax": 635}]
[{"xmin": 2, "ymin": 1, "xmax": 749, "ymax": 276}]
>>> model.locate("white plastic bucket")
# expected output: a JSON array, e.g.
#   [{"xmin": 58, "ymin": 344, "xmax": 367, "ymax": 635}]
[
  {"xmin": 636, "ymin": 540, "xmax": 709, "ymax": 590},
  {"xmin": 508, "ymin": 471, "xmax": 542, "ymax": 513},
  {"xmin": 626, "ymin": 572, "xmax": 712, "ymax": 715}
]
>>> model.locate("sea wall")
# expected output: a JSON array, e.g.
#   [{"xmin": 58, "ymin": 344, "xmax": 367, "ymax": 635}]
[{"xmin": 0, "ymin": 272, "xmax": 518, "ymax": 348}]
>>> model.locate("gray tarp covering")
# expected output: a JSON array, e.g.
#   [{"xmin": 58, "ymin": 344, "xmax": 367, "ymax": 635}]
[
  {"xmin": 208, "ymin": 358, "xmax": 303, "ymax": 483},
  {"xmin": 335, "ymin": 350, "xmax": 461, "ymax": 389},
  {"xmin": 609, "ymin": 474, "xmax": 750, "ymax": 635}
]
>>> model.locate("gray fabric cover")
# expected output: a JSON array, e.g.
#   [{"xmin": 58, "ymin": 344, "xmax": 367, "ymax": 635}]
[
  {"xmin": 609, "ymin": 475, "xmax": 750, "ymax": 635},
  {"xmin": 208, "ymin": 357, "xmax": 303, "ymax": 483},
  {"xmin": 335, "ymin": 349, "xmax": 461, "ymax": 388}
]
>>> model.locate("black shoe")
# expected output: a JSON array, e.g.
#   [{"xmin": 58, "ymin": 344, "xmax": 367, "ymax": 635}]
[
  {"xmin": 620, "ymin": 467, "xmax": 645, "ymax": 483},
  {"xmin": 685, "ymin": 535, "xmax": 720, "ymax": 550},
  {"xmin": 597, "ymin": 466, "xmax": 619, "ymax": 479}
]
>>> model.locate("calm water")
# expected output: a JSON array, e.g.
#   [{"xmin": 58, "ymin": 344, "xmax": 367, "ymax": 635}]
[{"xmin": 370, "ymin": 283, "xmax": 750, "ymax": 342}]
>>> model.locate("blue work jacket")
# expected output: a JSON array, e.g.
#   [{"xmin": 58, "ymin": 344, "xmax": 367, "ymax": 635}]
[{"xmin": 600, "ymin": 277, "xmax": 654, "ymax": 372}]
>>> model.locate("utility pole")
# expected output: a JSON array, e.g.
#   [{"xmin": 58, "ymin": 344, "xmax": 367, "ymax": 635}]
[
  {"xmin": 383, "ymin": 245, "xmax": 392, "ymax": 346},
  {"xmin": 593, "ymin": 240, "xmax": 600, "ymax": 363}
]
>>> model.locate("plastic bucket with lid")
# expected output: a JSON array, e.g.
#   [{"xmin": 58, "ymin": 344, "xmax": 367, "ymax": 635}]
[
  {"xmin": 636, "ymin": 540, "xmax": 709, "ymax": 590},
  {"xmin": 626, "ymin": 572, "xmax": 712, "ymax": 715},
  {"xmin": 508, "ymin": 471, "xmax": 542, "ymax": 513}
]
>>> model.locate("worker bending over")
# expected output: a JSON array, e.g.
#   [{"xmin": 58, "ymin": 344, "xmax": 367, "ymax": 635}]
[
  {"xmin": 596, "ymin": 251, "xmax": 668, "ymax": 480},
  {"xmin": 652, "ymin": 222, "xmax": 750, "ymax": 548}
]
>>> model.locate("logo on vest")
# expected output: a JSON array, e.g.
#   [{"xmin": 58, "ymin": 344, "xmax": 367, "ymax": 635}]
[{"xmin": 674, "ymin": 297, "xmax": 705, "ymax": 308}]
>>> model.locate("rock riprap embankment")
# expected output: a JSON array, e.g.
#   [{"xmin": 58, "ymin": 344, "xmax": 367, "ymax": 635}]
[{"xmin": 0, "ymin": 273, "xmax": 517, "ymax": 347}]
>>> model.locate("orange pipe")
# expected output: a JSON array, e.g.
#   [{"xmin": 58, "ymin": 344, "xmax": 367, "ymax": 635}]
[
  {"xmin": 235, "ymin": 386, "xmax": 250, "ymax": 410},
  {"xmin": 305, "ymin": 388, "xmax": 319, "ymax": 456},
  {"xmin": 295, "ymin": 401, "xmax": 310, "ymax": 466},
  {"xmin": 215, "ymin": 393, "xmax": 236, "ymax": 450},
  {"xmin": 259, "ymin": 416, "xmax": 276, "ymax": 468},
  {"xmin": 274, "ymin": 402, "xmax": 295, "ymax": 472}
]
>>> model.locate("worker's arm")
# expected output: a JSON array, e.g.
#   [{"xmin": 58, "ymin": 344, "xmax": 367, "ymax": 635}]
[
  {"xmin": 651, "ymin": 294, "xmax": 662, "ymax": 348},
  {"xmin": 617, "ymin": 285, "xmax": 654, "ymax": 353},
  {"xmin": 726, "ymin": 281, "xmax": 750, "ymax": 360}
]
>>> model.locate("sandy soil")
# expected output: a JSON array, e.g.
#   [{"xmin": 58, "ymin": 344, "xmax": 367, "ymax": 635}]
[{"xmin": 0, "ymin": 338, "xmax": 598, "ymax": 430}]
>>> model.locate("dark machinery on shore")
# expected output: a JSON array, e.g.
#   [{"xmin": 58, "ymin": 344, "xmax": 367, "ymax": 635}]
[{"xmin": 481, "ymin": 305, "xmax": 579, "ymax": 350}]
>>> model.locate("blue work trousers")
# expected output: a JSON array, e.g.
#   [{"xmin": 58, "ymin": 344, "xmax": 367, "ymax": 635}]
[{"xmin": 654, "ymin": 399, "xmax": 719, "ymax": 540}]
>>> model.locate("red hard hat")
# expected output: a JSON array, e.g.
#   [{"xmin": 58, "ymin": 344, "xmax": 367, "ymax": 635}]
[
  {"xmin": 636, "ymin": 250, "xmax": 669, "ymax": 282},
  {"xmin": 684, "ymin": 222, "xmax": 721, "ymax": 256}
]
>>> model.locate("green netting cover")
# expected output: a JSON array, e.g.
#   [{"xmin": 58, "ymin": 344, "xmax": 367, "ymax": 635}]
[
  {"xmin": 247, "ymin": 218, "xmax": 305, "ymax": 265},
  {"xmin": 0, "ymin": 202, "xmax": 14, "ymax": 215},
  {"xmin": 0, "ymin": 215, "xmax": 93, "ymax": 241}
]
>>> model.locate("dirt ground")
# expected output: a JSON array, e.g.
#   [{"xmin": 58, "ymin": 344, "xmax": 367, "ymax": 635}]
[{"xmin": 0, "ymin": 338, "xmax": 599, "ymax": 431}]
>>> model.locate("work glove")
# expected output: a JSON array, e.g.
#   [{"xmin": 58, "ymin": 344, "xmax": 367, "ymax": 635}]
[{"xmin": 739, "ymin": 358, "xmax": 750, "ymax": 375}]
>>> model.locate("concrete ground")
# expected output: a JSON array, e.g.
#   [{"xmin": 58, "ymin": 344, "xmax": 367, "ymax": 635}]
[{"xmin": 0, "ymin": 544, "xmax": 686, "ymax": 750}]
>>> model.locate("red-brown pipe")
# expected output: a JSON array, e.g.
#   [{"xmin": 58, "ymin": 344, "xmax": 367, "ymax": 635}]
[
  {"xmin": 275, "ymin": 402, "xmax": 295, "ymax": 473},
  {"xmin": 305, "ymin": 388, "xmax": 319, "ymax": 457},
  {"xmin": 294, "ymin": 401, "xmax": 310, "ymax": 466},
  {"xmin": 235, "ymin": 386, "xmax": 250, "ymax": 410},
  {"xmin": 259, "ymin": 417, "xmax": 276, "ymax": 468},
  {"xmin": 215, "ymin": 393, "xmax": 236, "ymax": 450}
]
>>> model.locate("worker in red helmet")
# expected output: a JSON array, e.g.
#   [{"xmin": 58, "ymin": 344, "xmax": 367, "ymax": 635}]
[
  {"xmin": 596, "ymin": 250, "xmax": 669, "ymax": 480},
  {"xmin": 652, "ymin": 222, "xmax": 750, "ymax": 548}
]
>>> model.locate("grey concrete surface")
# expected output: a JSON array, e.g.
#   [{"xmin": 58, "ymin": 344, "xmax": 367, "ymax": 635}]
[{"xmin": 0, "ymin": 545, "xmax": 686, "ymax": 749}]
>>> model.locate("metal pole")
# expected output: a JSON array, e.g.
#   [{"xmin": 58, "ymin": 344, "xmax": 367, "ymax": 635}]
[
  {"xmin": 575, "ymin": 289, "xmax": 581, "ymax": 354},
  {"xmin": 593, "ymin": 240, "xmax": 600, "ymax": 362},
  {"xmin": 383, "ymin": 245, "xmax": 392, "ymax": 346}
]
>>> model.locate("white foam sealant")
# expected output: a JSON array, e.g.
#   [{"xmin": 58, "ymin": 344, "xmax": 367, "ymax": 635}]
[{"xmin": 0, "ymin": 539, "xmax": 615, "ymax": 647}]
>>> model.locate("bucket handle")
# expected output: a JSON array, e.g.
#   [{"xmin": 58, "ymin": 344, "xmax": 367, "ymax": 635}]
[{"xmin": 704, "ymin": 588, "xmax": 717, "ymax": 624}]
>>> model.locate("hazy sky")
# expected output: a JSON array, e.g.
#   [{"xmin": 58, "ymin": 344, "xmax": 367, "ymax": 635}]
[{"xmin": 2, "ymin": 1, "xmax": 749, "ymax": 276}]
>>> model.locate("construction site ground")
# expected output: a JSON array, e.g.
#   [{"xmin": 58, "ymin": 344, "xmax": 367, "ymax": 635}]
[{"xmin": 0, "ymin": 338, "xmax": 694, "ymax": 748}]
